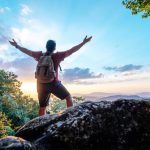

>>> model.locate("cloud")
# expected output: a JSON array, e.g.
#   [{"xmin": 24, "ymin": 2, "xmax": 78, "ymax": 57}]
[
  {"xmin": 21, "ymin": 4, "xmax": 32, "ymax": 16},
  {"xmin": 0, "ymin": 21, "xmax": 16, "ymax": 57},
  {"xmin": 0, "ymin": 33, "xmax": 6, "ymax": 44},
  {"xmin": 62, "ymin": 67, "xmax": 104, "ymax": 83},
  {"xmin": 0, "ymin": 24, "xmax": 12, "ymax": 44},
  {"xmin": 0, "ymin": 33, "xmax": 9, "ymax": 44},
  {"xmin": 0, "ymin": 44, "xmax": 8, "ymax": 52},
  {"xmin": 104, "ymin": 64, "xmax": 143, "ymax": 72},
  {"xmin": 0, "ymin": 7, "xmax": 10, "ymax": 13},
  {"xmin": 123, "ymin": 72, "xmax": 137, "ymax": 76},
  {"xmin": 10, "ymin": 19, "xmax": 61, "ymax": 50},
  {"xmin": 0, "ymin": 57, "xmax": 37, "ymax": 80},
  {"xmin": 0, "ymin": 12, "xmax": 62, "ymax": 65},
  {"xmin": 0, "ymin": 25, "xmax": 10, "ymax": 52}
]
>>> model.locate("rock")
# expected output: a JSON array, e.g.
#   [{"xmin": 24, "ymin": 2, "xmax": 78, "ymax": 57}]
[
  {"xmin": 0, "ymin": 99, "xmax": 150, "ymax": 150},
  {"xmin": 15, "ymin": 114, "xmax": 58, "ymax": 141},
  {"xmin": 0, "ymin": 136, "xmax": 34, "ymax": 150}
]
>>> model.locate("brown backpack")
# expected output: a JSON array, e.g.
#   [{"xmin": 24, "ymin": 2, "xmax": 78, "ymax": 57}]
[{"xmin": 35, "ymin": 53, "xmax": 56, "ymax": 83}]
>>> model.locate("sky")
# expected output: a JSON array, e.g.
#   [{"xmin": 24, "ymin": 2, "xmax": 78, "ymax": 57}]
[{"xmin": 0, "ymin": 0, "xmax": 150, "ymax": 99}]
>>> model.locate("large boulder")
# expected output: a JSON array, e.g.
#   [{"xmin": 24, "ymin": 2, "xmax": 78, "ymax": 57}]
[
  {"xmin": 0, "ymin": 136, "xmax": 35, "ymax": 150},
  {"xmin": 0, "ymin": 100, "xmax": 150, "ymax": 150}
]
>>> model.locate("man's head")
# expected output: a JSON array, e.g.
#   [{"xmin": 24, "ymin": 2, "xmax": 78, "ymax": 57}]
[{"xmin": 46, "ymin": 40, "xmax": 56, "ymax": 53}]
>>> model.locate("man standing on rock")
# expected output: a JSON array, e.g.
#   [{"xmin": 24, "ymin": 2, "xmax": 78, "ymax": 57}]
[{"xmin": 9, "ymin": 36, "xmax": 92, "ymax": 116}]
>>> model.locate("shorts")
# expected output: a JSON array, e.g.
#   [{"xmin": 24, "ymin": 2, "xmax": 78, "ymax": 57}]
[{"xmin": 37, "ymin": 80, "xmax": 70, "ymax": 107}]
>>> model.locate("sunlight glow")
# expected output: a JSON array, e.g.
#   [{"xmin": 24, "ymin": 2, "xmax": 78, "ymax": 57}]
[{"xmin": 21, "ymin": 82, "xmax": 37, "ymax": 99}]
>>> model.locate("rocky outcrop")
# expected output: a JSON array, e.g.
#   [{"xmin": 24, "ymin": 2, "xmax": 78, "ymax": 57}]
[{"xmin": 0, "ymin": 100, "xmax": 150, "ymax": 150}]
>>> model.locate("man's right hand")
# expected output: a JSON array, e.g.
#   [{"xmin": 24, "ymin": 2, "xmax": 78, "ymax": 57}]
[{"xmin": 9, "ymin": 39, "xmax": 18, "ymax": 47}]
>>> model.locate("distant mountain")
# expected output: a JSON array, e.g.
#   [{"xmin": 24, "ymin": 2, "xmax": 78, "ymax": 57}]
[
  {"xmin": 73, "ymin": 92, "xmax": 117, "ymax": 101},
  {"xmin": 73, "ymin": 92, "xmax": 150, "ymax": 101},
  {"xmin": 83, "ymin": 92, "xmax": 114, "ymax": 97},
  {"xmin": 99, "ymin": 95, "xmax": 144, "ymax": 101},
  {"xmin": 137, "ymin": 92, "xmax": 150, "ymax": 98}
]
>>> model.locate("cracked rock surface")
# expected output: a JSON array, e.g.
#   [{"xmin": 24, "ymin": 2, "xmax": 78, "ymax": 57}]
[{"xmin": 0, "ymin": 100, "xmax": 150, "ymax": 150}]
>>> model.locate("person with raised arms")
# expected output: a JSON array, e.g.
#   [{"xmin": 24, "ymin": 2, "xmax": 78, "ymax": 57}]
[{"xmin": 9, "ymin": 36, "xmax": 92, "ymax": 116}]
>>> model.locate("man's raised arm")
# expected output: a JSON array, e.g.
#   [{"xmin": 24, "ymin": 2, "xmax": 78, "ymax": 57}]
[
  {"xmin": 64, "ymin": 36, "xmax": 92, "ymax": 57},
  {"xmin": 9, "ymin": 39, "xmax": 33, "ymax": 57}
]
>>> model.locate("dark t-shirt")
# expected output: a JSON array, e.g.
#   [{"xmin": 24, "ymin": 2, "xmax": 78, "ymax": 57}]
[{"xmin": 32, "ymin": 51, "xmax": 69, "ymax": 81}]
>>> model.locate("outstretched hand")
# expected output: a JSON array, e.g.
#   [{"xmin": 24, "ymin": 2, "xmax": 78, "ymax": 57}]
[
  {"xmin": 9, "ymin": 39, "xmax": 18, "ymax": 47},
  {"xmin": 83, "ymin": 36, "xmax": 92, "ymax": 44}
]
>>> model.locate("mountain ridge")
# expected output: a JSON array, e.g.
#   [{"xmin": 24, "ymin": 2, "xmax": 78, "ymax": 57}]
[{"xmin": 73, "ymin": 92, "xmax": 150, "ymax": 101}]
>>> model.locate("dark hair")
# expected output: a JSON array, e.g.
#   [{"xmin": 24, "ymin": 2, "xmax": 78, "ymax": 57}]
[{"xmin": 46, "ymin": 40, "xmax": 56, "ymax": 53}]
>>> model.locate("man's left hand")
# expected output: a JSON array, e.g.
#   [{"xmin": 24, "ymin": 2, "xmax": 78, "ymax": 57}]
[{"xmin": 83, "ymin": 36, "xmax": 92, "ymax": 44}]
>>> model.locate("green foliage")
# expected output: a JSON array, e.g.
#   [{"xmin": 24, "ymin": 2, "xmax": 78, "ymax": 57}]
[
  {"xmin": 0, "ymin": 69, "xmax": 39, "ymax": 132},
  {"xmin": 0, "ymin": 70, "xmax": 22, "ymax": 96},
  {"xmin": 0, "ymin": 112, "xmax": 14, "ymax": 138},
  {"xmin": 48, "ymin": 96, "xmax": 85, "ymax": 114},
  {"xmin": 48, "ymin": 96, "xmax": 67, "ymax": 114},
  {"xmin": 4, "ymin": 126, "xmax": 15, "ymax": 136},
  {"xmin": 122, "ymin": 0, "xmax": 150, "ymax": 18},
  {"xmin": 72, "ymin": 96, "xmax": 85, "ymax": 106},
  {"xmin": 0, "ymin": 94, "xmax": 38, "ymax": 128}
]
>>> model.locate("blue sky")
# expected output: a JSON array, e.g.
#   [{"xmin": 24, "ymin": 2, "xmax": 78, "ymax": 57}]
[{"xmin": 0, "ymin": 0, "xmax": 150, "ymax": 97}]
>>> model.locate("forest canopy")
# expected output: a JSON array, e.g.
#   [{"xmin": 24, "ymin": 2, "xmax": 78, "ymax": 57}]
[{"xmin": 0, "ymin": 69, "xmax": 39, "ymax": 137}]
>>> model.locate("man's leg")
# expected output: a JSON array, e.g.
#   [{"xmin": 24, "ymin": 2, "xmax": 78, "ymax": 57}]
[
  {"xmin": 52, "ymin": 81, "xmax": 73, "ymax": 108},
  {"xmin": 65, "ymin": 95, "xmax": 73, "ymax": 107},
  {"xmin": 37, "ymin": 82, "xmax": 51, "ymax": 116},
  {"xmin": 38, "ymin": 89, "xmax": 50, "ymax": 116},
  {"xmin": 39, "ymin": 107, "xmax": 46, "ymax": 116}
]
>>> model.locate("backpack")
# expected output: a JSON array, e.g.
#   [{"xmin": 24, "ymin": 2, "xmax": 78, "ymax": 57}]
[{"xmin": 35, "ymin": 53, "xmax": 56, "ymax": 83}]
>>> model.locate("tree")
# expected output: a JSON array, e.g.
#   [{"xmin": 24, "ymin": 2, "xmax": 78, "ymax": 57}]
[
  {"xmin": 72, "ymin": 96, "xmax": 85, "ymax": 106},
  {"xmin": 0, "ymin": 112, "xmax": 14, "ymax": 138},
  {"xmin": 48, "ymin": 96, "xmax": 85, "ymax": 114},
  {"xmin": 122, "ymin": 0, "xmax": 150, "ymax": 18},
  {"xmin": 0, "ymin": 69, "xmax": 39, "ymax": 129},
  {"xmin": 48, "ymin": 97, "xmax": 67, "ymax": 114},
  {"xmin": 0, "ymin": 70, "xmax": 22, "ymax": 96}
]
